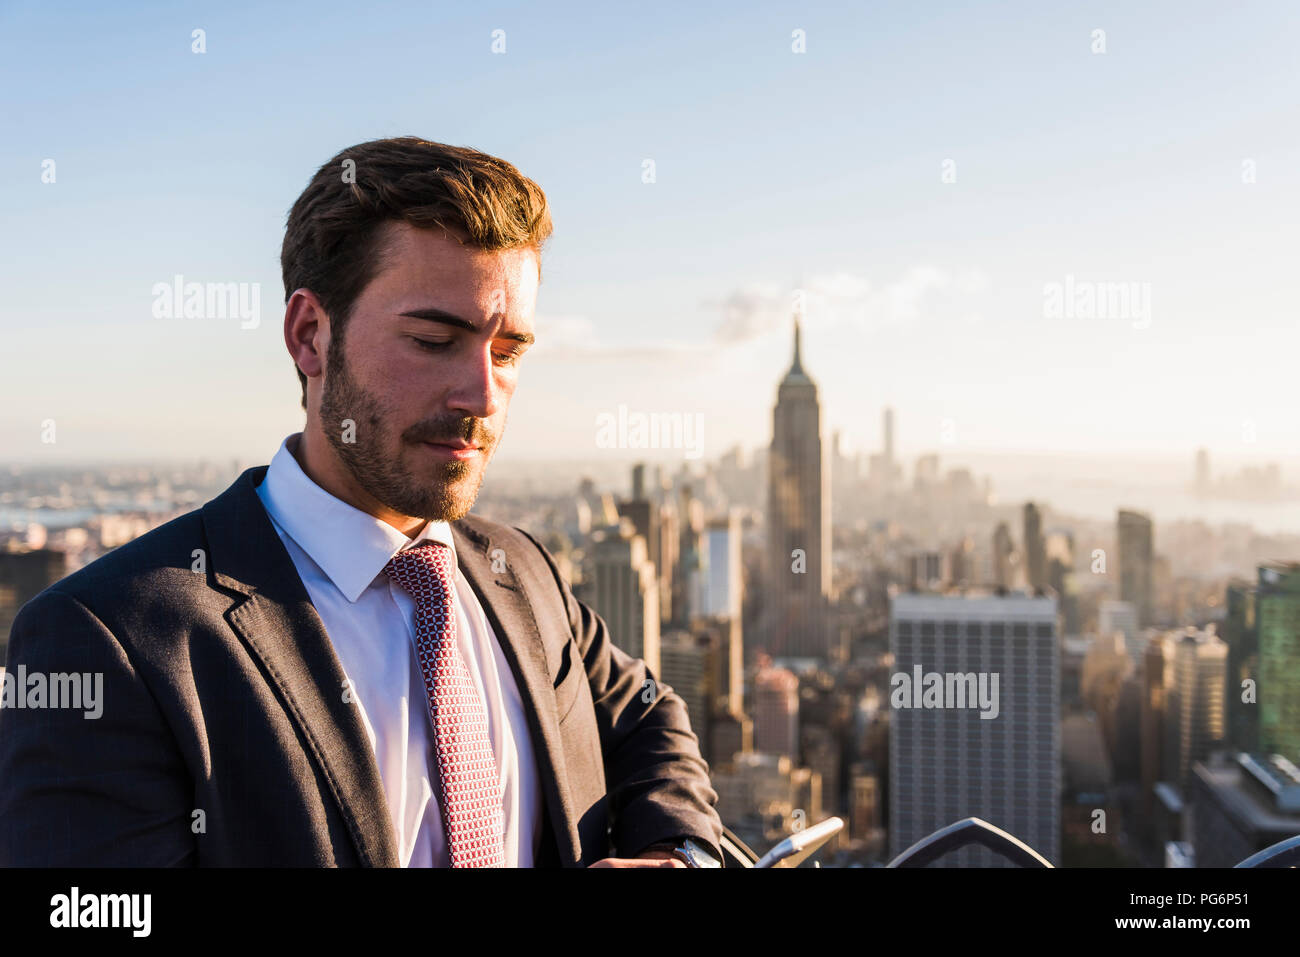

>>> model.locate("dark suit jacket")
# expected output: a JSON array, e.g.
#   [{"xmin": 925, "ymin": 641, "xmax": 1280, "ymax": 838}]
[{"xmin": 0, "ymin": 466, "xmax": 723, "ymax": 866}]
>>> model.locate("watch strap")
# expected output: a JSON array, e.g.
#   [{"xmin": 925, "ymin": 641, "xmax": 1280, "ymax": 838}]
[{"xmin": 640, "ymin": 836, "xmax": 721, "ymax": 866}]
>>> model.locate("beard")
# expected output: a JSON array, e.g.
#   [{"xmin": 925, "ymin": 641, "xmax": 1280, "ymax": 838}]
[{"xmin": 317, "ymin": 339, "xmax": 494, "ymax": 522}]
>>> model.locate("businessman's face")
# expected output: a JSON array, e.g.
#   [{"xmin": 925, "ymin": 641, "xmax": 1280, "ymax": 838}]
[{"xmin": 317, "ymin": 222, "xmax": 538, "ymax": 522}]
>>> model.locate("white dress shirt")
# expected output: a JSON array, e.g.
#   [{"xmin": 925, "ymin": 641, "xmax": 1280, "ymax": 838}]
[{"xmin": 254, "ymin": 434, "xmax": 543, "ymax": 867}]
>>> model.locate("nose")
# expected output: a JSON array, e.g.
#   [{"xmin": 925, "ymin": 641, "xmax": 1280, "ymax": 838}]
[{"xmin": 444, "ymin": 340, "xmax": 504, "ymax": 421}]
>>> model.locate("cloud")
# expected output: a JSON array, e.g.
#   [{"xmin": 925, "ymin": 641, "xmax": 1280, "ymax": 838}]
[
  {"xmin": 712, "ymin": 281, "xmax": 790, "ymax": 342},
  {"xmin": 531, "ymin": 266, "xmax": 993, "ymax": 359},
  {"xmin": 703, "ymin": 267, "xmax": 992, "ymax": 341}
]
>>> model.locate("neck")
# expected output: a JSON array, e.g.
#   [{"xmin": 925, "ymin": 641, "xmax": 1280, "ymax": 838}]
[{"xmin": 291, "ymin": 429, "xmax": 428, "ymax": 538}]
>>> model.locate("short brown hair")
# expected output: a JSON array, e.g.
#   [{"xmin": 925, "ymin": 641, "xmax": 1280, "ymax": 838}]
[{"xmin": 280, "ymin": 136, "xmax": 553, "ymax": 409}]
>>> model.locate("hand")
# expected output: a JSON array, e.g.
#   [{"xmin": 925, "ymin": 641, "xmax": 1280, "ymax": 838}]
[{"xmin": 588, "ymin": 850, "xmax": 688, "ymax": 868}]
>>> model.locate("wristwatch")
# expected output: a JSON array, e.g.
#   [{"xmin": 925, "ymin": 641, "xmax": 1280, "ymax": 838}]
[{"xmin": 645, "ymin": 836, "xmax": 723, "ymax": 868}]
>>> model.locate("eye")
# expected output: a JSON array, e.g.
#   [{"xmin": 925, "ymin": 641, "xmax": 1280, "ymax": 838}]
[
  {"xmin": 410, "ymin": 337, "xmax": 451, "ymax": 352},
  {"xmin": 411, "ymin": 335, "xmax": 523, "ymax": 366}
]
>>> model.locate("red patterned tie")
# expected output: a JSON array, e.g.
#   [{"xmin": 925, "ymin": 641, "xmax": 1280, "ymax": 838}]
[{"xmin": 385, "ymin": 541, "xmax": 506, "ymax": 867}]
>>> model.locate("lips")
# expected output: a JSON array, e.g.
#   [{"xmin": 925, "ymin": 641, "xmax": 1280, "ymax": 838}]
[{"xmin": 423, "ymin": 439, "xmax": 478, "ymax": 450}]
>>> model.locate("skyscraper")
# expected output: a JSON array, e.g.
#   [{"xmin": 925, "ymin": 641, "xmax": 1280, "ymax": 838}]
[
  {"xmin": 1257, "ymin": 562, "xmax": 1300, "ymax": 763},
  {"xmin": 1081, "ymin": 631, "xmax": 1132, "ymax": 761},
  {"xmin": 1194, "ymin": 448, "xmax": 1211, "ymax": 497},
  {"xmin": 673, "ymin": 484, "xmax": 705, "ymax": 626},
  {"xmin": 583, "ymin": 519, "xmax": 661, "ymax": 675},
  {"xmin": 884, "ymin": 406, "xmax": 894, "ymax": 464},
  {"xmin": 1023, "ymin": 502, "xmax": 1046, "ymax": 592},
  {"xmin": 949, "ymin": 536, "xmax": 976, "ymax": 589},
  {"xmin": 1139, "ymin": 634, "xmax": 1175, "ymax": 830},
  {"xmin": 1168, "ymin": 627, "xmax": 1227, "ymax": 791},
  {"xmin": 701, "ymin": 510, "xmax": 744, "ymax": 713},
  {"xmin": 889, "ymin": 593, "xmax": 1061, "ymax": 866},
  {"xmin": 702, "ymin": 510, "xmax": 742, "ymax": 621},
  {"xmin": 1190, "ymin": 753, "xmax": 1300, "ymax": 867},
  {"xmin": 1045, "ymin": 530, "xmax": 1079, "ymax": 635},
  {"xmin": 867, "ymin": 406, "xmax": 902, "ymax": 494},
  {"xmin": 992, "ymin": 522, "xmax": 1017, "ymax": 590},
  {"xmin": 653, "ymin": 466, "xmax": 678, "ymax": 625},
  {"xmin": 658, "ymin": 627, "xmax": 722, "ymax": 762},
  {"xmin": 616, "ymin": 465, "xmax": 657, "ymax": 551},
  {"xmin": 1221, "ymin": 578, "xmax": 1258, "ymax": 753},
  {"xmin": 1098, "ymin": 599, "xmax": 1142, "ymax": 670},
  {"xmin": 766, "ymin": 318, "xmax": 830, "ymax": 660},
  {"xmin": 883, "ymin": 406, "xmax": 896, "ymax": 493},
  {"xmin": 753, "ymin": 663, "xmax": 799, "ymax": 758},
  {"xmin": 1117, "ymin": 509, "xmax": 1155, "ymax": 627},
  {"xmin": 616, "ymin": 462, "xmax": 660, "ymax": 597}
]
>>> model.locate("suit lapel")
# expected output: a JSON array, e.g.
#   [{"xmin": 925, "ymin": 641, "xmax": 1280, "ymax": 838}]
[
  {"xmin": 451, "ymin": 519, "xmax": 582, "ymax": 866},
  {"xmin": 202, "ymin": 467, "xmax": 400, "ymax": 867}
]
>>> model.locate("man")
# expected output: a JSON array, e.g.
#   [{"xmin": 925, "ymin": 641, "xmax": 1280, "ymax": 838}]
[{"xmin": 0, "ymin": 136, "xmax": 724, "ymax": 868}]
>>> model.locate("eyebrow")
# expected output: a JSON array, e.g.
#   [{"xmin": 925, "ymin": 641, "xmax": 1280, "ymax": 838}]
[{"xmin": 398, "ymin": 307, "xmax": 535, "ymax": 345}]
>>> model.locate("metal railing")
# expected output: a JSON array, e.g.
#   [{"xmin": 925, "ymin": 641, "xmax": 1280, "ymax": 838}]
[
  {"xmin": 719, "ymin": 827, "xmax": 760, "ymax": 867},
  {"xmin": 1234, "ymin": 833, "xmax": 1300, "ymax": 868},
  {"xmin": 888, "ymin": 817, "xmax": 1053, "ymax": 868},
  {"xmin": 721, "ymin": 816, "xmax": 1300, "ymax": 868}
]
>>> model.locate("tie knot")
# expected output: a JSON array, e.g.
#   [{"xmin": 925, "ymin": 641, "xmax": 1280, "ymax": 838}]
[{"xmin": 384, "ymin": 541, "xmax": 457, "ymax": 604}]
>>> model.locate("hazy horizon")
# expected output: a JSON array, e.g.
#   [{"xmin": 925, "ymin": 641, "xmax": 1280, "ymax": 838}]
[{"xmin": 6, "ymin": 441, "xmax": 1300, "ymax": 535}]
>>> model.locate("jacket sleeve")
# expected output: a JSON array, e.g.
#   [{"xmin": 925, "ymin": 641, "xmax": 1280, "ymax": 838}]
[
  {"xmin": 515, "ymin": 528, "xmax": 724, "ymax": 863},
  {"xmin": 0, "ymin": 588, "xmax": 196, "ymax": 866}
]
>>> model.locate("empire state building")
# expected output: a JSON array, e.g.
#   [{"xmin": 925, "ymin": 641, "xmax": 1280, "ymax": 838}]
[{"xmin": 766, "ymin": 318, "xmax": 830, "ymax": 660}]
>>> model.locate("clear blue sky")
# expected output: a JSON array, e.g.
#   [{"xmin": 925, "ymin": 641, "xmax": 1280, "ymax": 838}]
[{"xmin": 2, "ymin": 0, "xmax": 1297, "ymax": 470}]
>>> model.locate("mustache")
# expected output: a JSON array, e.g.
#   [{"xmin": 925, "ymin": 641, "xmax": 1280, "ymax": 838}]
[{"xmin": 405, "ymin": 418, "xmax": 494, "ymax": 448}]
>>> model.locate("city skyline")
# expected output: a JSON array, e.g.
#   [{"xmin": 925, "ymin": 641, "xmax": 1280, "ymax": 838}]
[{"xmin": 3, "ymin": 293, "xmax": 1298, "ymax": 870}]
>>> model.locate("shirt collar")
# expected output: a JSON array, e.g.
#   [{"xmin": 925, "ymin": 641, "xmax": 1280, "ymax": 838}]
[{"xmin": 256, "ymin": 433, "xmax": 458, "ymax": 603}]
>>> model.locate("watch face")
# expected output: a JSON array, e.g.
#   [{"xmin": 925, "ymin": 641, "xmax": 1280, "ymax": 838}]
[{"xmin": 682, "ymin": 839, "xmax": 722, "ymax": 867}]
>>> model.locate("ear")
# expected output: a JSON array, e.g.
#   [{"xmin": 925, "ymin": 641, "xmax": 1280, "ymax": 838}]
[{"xmin": 285, "ymin": 288, "xmax": 331, "ymax": 382}]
